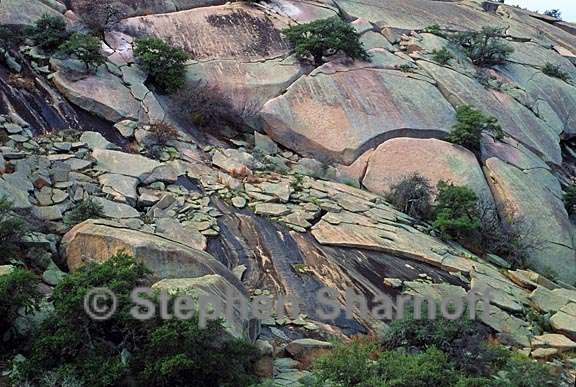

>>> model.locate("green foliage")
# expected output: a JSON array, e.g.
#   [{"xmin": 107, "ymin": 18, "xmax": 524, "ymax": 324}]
[
  {"xmin": 135, "ymin": 319, "xmax": 259, "ymax": 386},
  {"xmin": 64, "ymin": 198, "xmax": 104, "ymax": 225},
  {"xmin": 564, "ymin": 183, "xmax": 576, "ymax": 216},
  {"xmin": 15, "ymin": 253, "xmax": 258, "ymax": 387},
  {"xmin": 431, "ymin": 47, "xmax": 454, "ymax": 65},
  {"xmin": 542, "ymin": 62, "xmax": 571, "ymax": 82},
  {"xmin": 313, "ymin": 339, "xmax": 378, "ymax": 386},
  {"xmin": 433, "ymin": 181, "xmax": 480, "ymax": 240},
  {"xmin": 59, "ymin": 33, "xmax": 105, "ymax": 72},
  {"xmin": 0, "ymin": 196, "xmax": 27, "ymax": 262},
  {"xmin": 386, "ymin": 173, "xmax": 433, "ymax": 219},
  {"xmin": 423, "ymin": 24, "xmax": 445, "ymax": 37},
  {"xmin": 543, "ymin": 9, "xmax": 561, "ymax": 19},
  {"xmin": 26, "ymin": 14, "xmax": 69, "ymax": 51},
  {"xmin": 134, "ymin": 37, "xmax": 190, "ymax": 94},
  {"xmin": 452, "ymin": 27, "xmax": 513, "ymax": 67},
  {"xmin": 448, "ymin": 105, "xmax": 503, "ymax": 152},
  {"xmin": 311, "ymin": 315, "xmax": 561, "ymax": 387},
  {"xmin": 398, "ymin": 64, "xmax": 414, "ymax": 72},
  {"xmin": 0, "ymin": 268, "xmax": 42, "ymax": 339},
  {"xmin": 282, "ymin": 17, "xmax": 370, "ymax": 66}
]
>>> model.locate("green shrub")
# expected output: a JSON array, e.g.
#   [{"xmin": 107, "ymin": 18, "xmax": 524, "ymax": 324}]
[
  {"xmin": 282, "ymin": 17, "xmax": 369, "ymax": 66},
  {"xmin": 374, "ymin": 347, "xmax": 459, "ymax": 386},
  {"xmin": 26, "ymin": 14, "xmax": 69, "ymax": 51},
  {"xmin": 542, "ymin": 62, "xmax": 571, "ymax": 82},
  {"xmin": 452, "ymin": 27, "xmax": 513, "ymax": 67},
  {"xmin": 433, "ymin": 181, "xmax": 480, "ymax": 240},
  {"xmin": 15, "ymin": 253, "xmax": 259, "ymax": 387},
  {"xmin": 386, "ymin": 173, "xmax": 433, "ymax": 219},
  {"xmin": 431, "ymin": 47, "xmax": 454, "ymax": 65},
  {"xmin": 64, "ymin": 198, "xmax": 104, "ymax": 225},
  {"xmin": 423, "ymin": 24, "xmax": 445, "ymax": 37},
  {"xmin": 448, "ymin": 105, "xmax": 503, "ymax": 152},
  {"xmin": 493, "ymin": 355, "xmax": 561, "ymax": 387},
  {"xmin": 313, "ymin": 338, "xmax": 378, "ymax": 386},
  {"xmin": 0, "ymin": 26, "xmax": 24, "ymax": 52},
  {"xmin": 59, "ymin": 33, "xmax": 105, "ymax": 72},
  {"xmin": 543, "ymin": 9, "xmax": 561, "ymax": 19},
  {"xmin": 134, "ymin": 37, "xmax": 190, "ymax": 94},
  {"xmin": 564, "ymin": 183, "xmax": 576, "ymax": 216},
  {"xmin": 0, "ymin": 268, "xmax": 42, "ymax": 340},
  {"xmin": 0, "ymin": 196, "xmax": 27, "ymax": 262}
]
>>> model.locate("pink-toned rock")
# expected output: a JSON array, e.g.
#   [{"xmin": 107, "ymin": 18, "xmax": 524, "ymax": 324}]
[{"xmin": 362, "ymin": 138, "xmax": 493, "ymax": 202}]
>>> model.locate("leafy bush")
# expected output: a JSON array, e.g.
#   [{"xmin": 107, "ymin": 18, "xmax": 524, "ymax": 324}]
[
  {"xmin": 14, "ymin": 253, "xmax": 259, "ymax": 387},
  {"xmin": 452, "ymin": 27, "xmax": 513, "ymax": 67},
  {"xmin": 134, "ymin": 37, "xmax": 190, "ymax": 94},
  {"xmin": 0, "ymin": 268, "xmax": 42, "ymax": 340},
  {"xmin": 431, "ymin": 47, "xmax": 454, "ymax": 65},
  {"xmin": 311, "ymin": 315, "xmax": 561, "ymax": 387},
  {"xmin": 64, "ymin": 198, "xmax": 104, "ymax": 225},
  {"xmin": 0, "ymin": 196, "xmax": 27, "ymax": 262},
  {"xmin": 59, "ymin": 33, "xmax": 105, "ymax": 72},
  {"xmin": 423, "ymin": 24, "xmax": 445, "ymax": 37},
  {"xmin": 386, "ymin": 173, "xmax": 433, "ymax": 219},
  {"xmin": 282, "ymin": 17, "xmax": 369, "ymax": 66},
  {"xmin": 73, "ymin": 0, "xmax": 127, "ymax": 35},
  {"xmin": 544, "ymin": 9, "xmax": 561, "ymax": 19},
  {"xmin": 433, "ymin": 181, "xmax": 480, "ymax": 240},
  {"xmin": 26, "ymin": 14, "xmax": 69, "ymax": 51},
  {"xmin": 564, "ymin": 183, "xmax": 576, "ymax": 216},
  {"xmin": 542, "ymin": 62, "xmax": 571, "ymax": 82},
  {"xmin": 448, "ymin": 105, "xmax": 503, "ymax": 152}
]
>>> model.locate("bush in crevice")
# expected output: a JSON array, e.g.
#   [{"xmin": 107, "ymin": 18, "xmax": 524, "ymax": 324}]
[
  {"xmin": 385, "ymin": 173, "xmax": 433, "ymax": 220},
  {"xmin": 58, "ymin": 33, "xmax": 105, "ymax": 72},
  {"xmin": 134, "ymin": 37, "xmax": 190, "ymax": 94},
  {"xmin": 64, "ymin": 198, "xmax": 104, "ymax": 225},
  {"xmin": 26, "ymin": 14, "xmax": 69, "ymax": 52},
  {"xmin": 423, "ymin": 24, "xmax": 445, "ymax": 38},
  {"xmin": 433, "ymin": 181, "xmax": 480, "ymax": 240},
  {"xmin": 431, "ymin": 47, "xmax": 454, "ymax": 65},
  {"xmin": 448, "ymin": 105, "xmax": 504, "ymax": 152},
  {"xmin": 0, "ymin": 26, "xmax": 24, "ymax": 53},
  {"xmin": 542, "ymin": 62, "xmax": 571, "ymax": 82},
  {"xmin": 146, "ymin": 122, "xmax": 179, "ymax": 146},
  {"xmin": 282, "ymin": 17, "xmax": 370, "ymax": 66},
  {"xmin": 171, "ymin": 82, "xmax": 257, "ymax": 132},
  {"xmin": 452, "ymin": 27, "xmax": 513, "ymax": 67}
]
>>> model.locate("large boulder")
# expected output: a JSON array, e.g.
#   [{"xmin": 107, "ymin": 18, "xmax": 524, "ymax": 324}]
[
  {"xmin": 117, "ymin": 4, "xmax": 305, "ymax": 109},
  {"xmin": 52, "ymin": 69, "xmax": 141, "ymax": 123},
  {"xmin": 484, "ymin": 157, "xmax": 576, "ymax": 283},
  {"xmin": 261, "ymin": 68, "xmax": 456, "ymax": 164},
  {"xmin": 362, "ymin": 138, "xmax": 494, "ymax": 203},
  {"xmin": 61, "ymin": 220, "xmax": 241, "ymax": 287},
  {"xmin": 336, "ymin": 0, "xmax": 505, "ymax": 34}
]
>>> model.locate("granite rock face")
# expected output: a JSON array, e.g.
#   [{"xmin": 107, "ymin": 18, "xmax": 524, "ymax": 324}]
[
  {"xmin": 261, "ymin": 68, "xmax": 456, "ymax": 164},
  {"xmin": 363, "ymin": 138, "xmax": 493, "ymax": 202}
]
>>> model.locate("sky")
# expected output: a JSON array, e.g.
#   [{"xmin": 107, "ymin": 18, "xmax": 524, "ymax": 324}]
[{"xmin": 505, "ymin": 0, "xmax": 576, "ymax": 22}]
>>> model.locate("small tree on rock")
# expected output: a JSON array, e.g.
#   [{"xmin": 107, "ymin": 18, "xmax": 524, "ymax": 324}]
[
  {"xmin": 448, "ymin": 105, "xmax": 503, "ymax": 153},
  {"xmin": 452, "ymin": 27, "xmax": 513, "ymax": 67},
  {"xmin": 433, "ymin": 181, "xmax": 480, "ymax": 240},
  {"xmin": 134, "ymin": 37, "xmax": 190, "ymax": 94},
  {"xmin": 26, "ymin": 14, "xmax": 69, "ymax": 52},
  {"xmin": 386, "ymin": 173, "xmax": 433, "ymax": 219},
  {"xmin": 59, "ymin": 33, "xmax": 105, "ymax": 72},
  {"xmin": 282, "ymin": 17, "xmax": 370, "ymax": 66}
]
